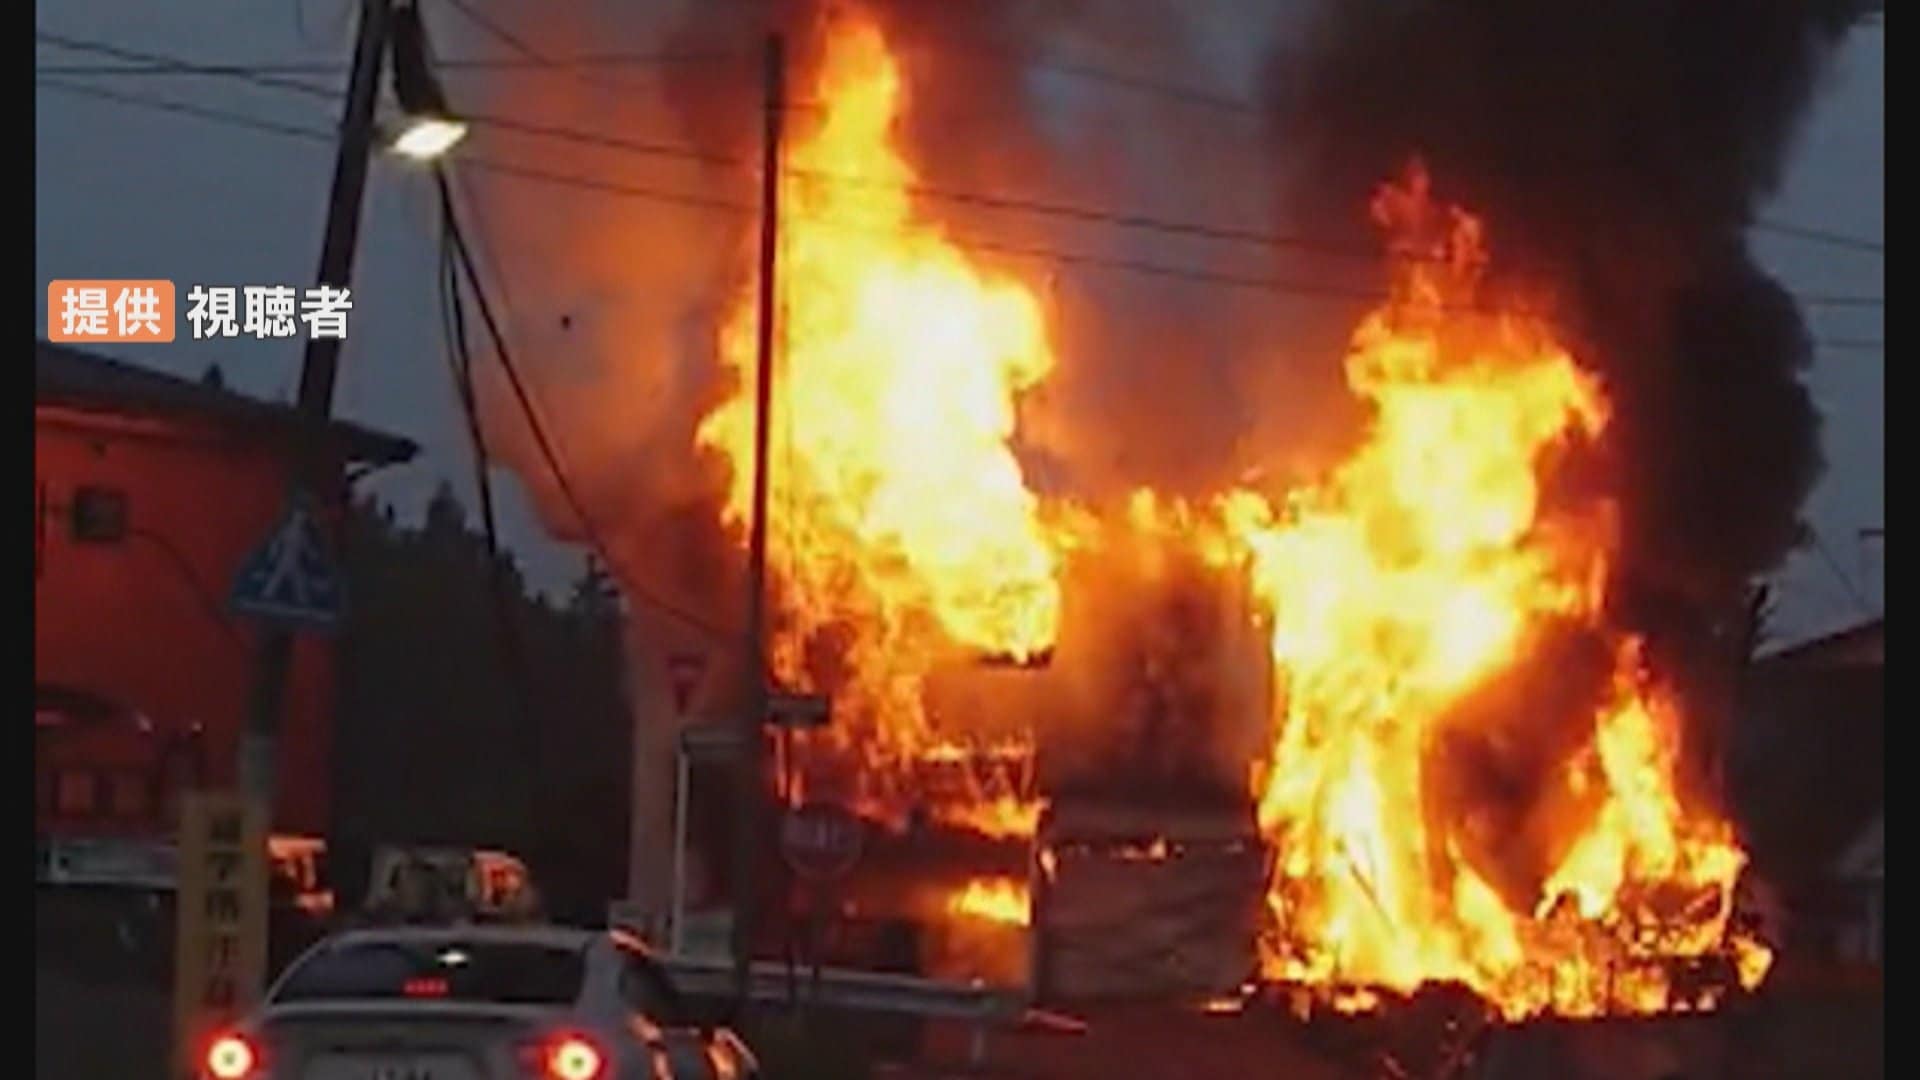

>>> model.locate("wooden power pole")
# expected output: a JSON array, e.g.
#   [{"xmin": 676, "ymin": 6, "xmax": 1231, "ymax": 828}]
[{"xmin": 733, "ymin": 30, "xmax": 785, "ymax": 1011}]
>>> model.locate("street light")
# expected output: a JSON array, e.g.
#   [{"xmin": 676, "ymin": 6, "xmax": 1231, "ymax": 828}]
[
  {"xmin": 391, "ymin": 115, "xmax": 466, "ymax": 161},
  {"xmin": 387, "ymin": 1, "xmax": 466, "ymax": 161},
  {"xmin": 240, "ymin": 0, "xmax": 467, "ymax": 901}
]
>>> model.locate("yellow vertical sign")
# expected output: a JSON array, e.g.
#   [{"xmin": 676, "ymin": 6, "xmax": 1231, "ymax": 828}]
[{"xmin": 172, "ymin": 791, "xmax": 269, "ymax": 1078}]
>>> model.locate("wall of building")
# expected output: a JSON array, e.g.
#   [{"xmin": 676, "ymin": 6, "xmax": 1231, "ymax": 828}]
[{"xmin": 35, "ymin": 406, "xmax": 336, "ymax": 834}]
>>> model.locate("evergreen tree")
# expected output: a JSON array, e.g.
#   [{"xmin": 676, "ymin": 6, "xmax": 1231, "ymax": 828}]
[{"xmin": 332, "ymin": 486, "xmax": 632, "ymax": 924}]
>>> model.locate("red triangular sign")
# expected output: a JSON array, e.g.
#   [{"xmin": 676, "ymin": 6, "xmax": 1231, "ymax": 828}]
[{"xmin": 666, "ymin": 653, "xmax": 706, "ymax": 715}]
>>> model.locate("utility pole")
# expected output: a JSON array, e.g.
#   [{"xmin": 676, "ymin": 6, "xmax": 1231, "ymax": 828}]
[
  {"xmin": 237, "ymin": 0, "xmax": 392, "ymax": 809},
  {"xmin": 733, "ymin": 32, "xmax": 785, "ymax": 1009}
]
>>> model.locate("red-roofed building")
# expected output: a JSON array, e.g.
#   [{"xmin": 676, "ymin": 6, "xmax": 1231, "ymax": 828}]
[{"xmin": 34, "ymin": 342, "xmax": 414, "ymax": 850}]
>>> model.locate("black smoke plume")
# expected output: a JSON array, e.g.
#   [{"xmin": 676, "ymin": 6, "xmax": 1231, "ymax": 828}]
[{"xmin": 1266, "ymin": 1, "xmax": 1870, "ymax": 643}]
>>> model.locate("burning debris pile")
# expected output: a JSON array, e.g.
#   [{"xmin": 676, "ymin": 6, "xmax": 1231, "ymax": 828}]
[
  {"xmin": 471, "ymin": 0, "xmax": 1869, "ymax": 1023},
  {"xmin": 1222, "ymin": 169, "xmax": 1769, "ymax": 1020}
]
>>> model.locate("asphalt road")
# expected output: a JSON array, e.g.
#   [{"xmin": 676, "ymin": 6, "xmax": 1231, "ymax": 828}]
[
  {"xmin": 35, "ymin": 885, "xmax": 1882, "ymax": 1080},
  {"xmin": 37, "ymin": 964, "xmax": 172, "ymax": 1080},
  {"xmin": 35, "ymin": 968, "xmax": 1883, "ymax": 1080}
]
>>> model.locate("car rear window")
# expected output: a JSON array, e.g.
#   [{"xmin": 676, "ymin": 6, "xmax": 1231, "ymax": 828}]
[{"xmin": 274, "ymin": 940, "xmax": 585, "ymax": 1006}]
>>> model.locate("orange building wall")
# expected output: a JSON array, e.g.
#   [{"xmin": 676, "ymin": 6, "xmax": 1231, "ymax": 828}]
[{"xmin": 35, "ymin": 406, "xmax": 339, "ymax": 835}]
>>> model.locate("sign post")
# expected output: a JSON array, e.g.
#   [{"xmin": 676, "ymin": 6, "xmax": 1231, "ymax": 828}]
[
  {"xmin": 172, "ymin": 791, "xmax": 269, "ymax": 1079},
  {"xmin": 780, "ymin": 801, "xmax": 861, "ymax": 1012}
]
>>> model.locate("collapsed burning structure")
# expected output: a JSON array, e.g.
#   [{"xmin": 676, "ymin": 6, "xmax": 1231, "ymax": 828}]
[{"xmin": 465, "ymin": 0, "xmax": 1871, "ymax": 1030}]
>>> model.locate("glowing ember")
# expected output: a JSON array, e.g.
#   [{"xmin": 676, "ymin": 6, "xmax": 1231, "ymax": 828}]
[
  {"xmin": 697, "ymin": 12, "xmax": 1062, "ymax": 821},
  {"xmin": 948, "ymin": 877, "xmax": 1032, "ymax": 927},
  {"xmin": 1115, "ymin": 836, "xmax": 1174, "ymax": 862},
  {"xmin": 1216, "ymin": 165, "xmax": 1769, "ymax": 1020},
  {"xmin": 930, "ymin": 795, "xmax": 1049, "ymax": 840}
]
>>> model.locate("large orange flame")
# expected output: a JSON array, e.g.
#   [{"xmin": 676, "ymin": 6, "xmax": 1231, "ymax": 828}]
[
  {"xmin": 694, "ymin": 11, "xmax": 1768, "ymax": 1018},
  {"xmin": 697, "ymin": 16, "xmax": 1062, "ymax": 816},
  {"xmin": 1218, "ymin": 165, "xmax": 1768, "ymax": 1019},
  {"xmin": 949, "ymin": 876, "xmax": 1033, "ymax": 927}
]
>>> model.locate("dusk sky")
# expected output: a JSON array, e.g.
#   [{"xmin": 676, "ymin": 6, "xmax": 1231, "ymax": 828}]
[{"xmin": 36, "ymin": 1, "xmax": 1882, "ymax": 647}]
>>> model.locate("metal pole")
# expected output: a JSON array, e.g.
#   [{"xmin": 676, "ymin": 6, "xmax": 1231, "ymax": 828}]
[
  {"xmin": 238, "ymin": 0, "xmax": 393, "ymax": 808},
  {"xmin": 671, "ymin": 743, "xmax": 690, "ymax": 955},
  {"xmin": 733, "ymin": 31, "xmax": 784, "ymax": 1009}
]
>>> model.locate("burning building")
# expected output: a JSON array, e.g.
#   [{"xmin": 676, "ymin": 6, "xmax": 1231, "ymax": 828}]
[{"xmin": 462, "ymin": 0, "xmax": 1872, "ymax": 1029}]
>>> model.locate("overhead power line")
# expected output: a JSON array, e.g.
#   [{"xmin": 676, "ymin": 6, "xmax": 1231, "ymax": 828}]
[
  {"xmin": 1808, "ymin": 529, "xmax": 1878, "ymax": 619},
  {"xmin": 436, "ymin": 165, "xmax": 737, "ymax": 644},
  {"xmin": 45, "ymin": 27, "xmax": 1360, "ymax": 263},
  {"xmin": 437, "ymin": 0, "xmax": 564, "ymax": 69},
  {"xmin": 41, "ymin": 28, "xmax": 1893, "ymax": 294},
  {"xmin": 427, "ymin": 0, "xmax": 744, "ymax": 67},
  {"xmin": 398, "ymin": 94, "xmax": 1918, "ymax": 288},
  {"xmin": 41, "ymin": 21, "xmax": 1254, "ymax": 113},
  {"xmin": 1813, "ymin": 338, "xmax": 1885, "ymax": 353},
  {"xmin": 34, "ymin": 54, "xmax": 737, "ymax": 76},
  {"xmin": 37, "ymin": 76, "xmax": 337, "ymax": 143},
  {"xmin": 882, "ymin": 23, "xmax": 1264, "ymax": 118},
  {"xmin": 37, "ymin": 70, "xmax": 1891, "ymax": 343},
  {"xmin": 436, "ymin": 0, "xmax": 633, "ymax": 100},
  {"xmin": 38, "ymin": 30, "xmax": 342, "ymax": 99},
  {"xmin": 1752, "ymin": 217, "xmax": 1884, "ymax": 254},
  {"xmin": 1791, "ymin": 294, "xmax": 1885, "ymax": 308},
  {"xmin": 455, "ymin": 111, "xmax": 742, "ymax": 168},
  {"xmin": 35, "ymin": 75, "xmax": 749, "ymax": 214}
]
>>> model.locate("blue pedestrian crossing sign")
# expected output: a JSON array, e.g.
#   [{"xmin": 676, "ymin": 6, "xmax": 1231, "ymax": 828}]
[{"xmin": 230, "ymin": 494, "xmax": 344, "ymax": 631}]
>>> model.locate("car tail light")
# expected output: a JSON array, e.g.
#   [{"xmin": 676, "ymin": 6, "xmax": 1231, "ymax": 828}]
[
  {"xmin": 204, "ymin": 1032, "xmax": 257, "ymax": 1079},
  {"xmin": 403, "ymin": 976, "xmax": 450, "ymax": 997},
  {"xmin": 545, "ymin": 1034, "xmax": 604, "ymax": 1080}
]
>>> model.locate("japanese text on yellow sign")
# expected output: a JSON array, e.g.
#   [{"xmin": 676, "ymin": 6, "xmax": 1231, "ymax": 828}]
[{"xmin": 172, "ymin": 791, "xmax": 268, "ymax": 1078}]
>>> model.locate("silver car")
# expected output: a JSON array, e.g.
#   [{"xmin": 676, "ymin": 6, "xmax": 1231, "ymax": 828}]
[{"xmin": 197, "ymin": 924, "xmax": 758, "ymax": 1080}]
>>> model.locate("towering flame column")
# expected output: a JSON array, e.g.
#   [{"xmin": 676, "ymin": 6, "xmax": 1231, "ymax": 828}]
[{"xmin": 695, "ymin": 15, "xmax": 1065, "ymax": 817}]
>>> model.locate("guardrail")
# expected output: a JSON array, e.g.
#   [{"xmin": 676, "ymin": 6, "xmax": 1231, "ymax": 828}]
[{"xmin": 658, "ymin": 954, "xmax": 1042, "ymax": 1064}]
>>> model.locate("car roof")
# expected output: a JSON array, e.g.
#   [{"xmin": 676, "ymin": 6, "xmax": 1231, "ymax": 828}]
[{"xmin": 319, "ymin": 923, "xmax": 603, "ymax": 952}]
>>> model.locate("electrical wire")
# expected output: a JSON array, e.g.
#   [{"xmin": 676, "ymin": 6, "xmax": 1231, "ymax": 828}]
[
  {"xmin": 38, "ymin": 72, "xmax": 1893, "ymax": 344},
  {"xmin": 437, "ymin": 173, "xmax": 502, "ymax": 565},
  {"xmin": 1790, "ymin": 294, "xmax": 1884, "ymax": 308},
  {"xmin": 454, "ymin": 111, "xmax": 742, "ymax": 168},
  {"xmin": 435, "ymin": 0, "xmax": 745, "ymax": 97},
  {"xmin": 1752, "ymin": 217, "xmax": 1884, "ymax": 254},
  {"xmin": 37, "ymin": 31, "xmax": 343, "ymax": 100},
  {"xmin": 125, "ymin": 523, "xmax": 250, "ymax": 652},
  {"xmin": 34, "ymin": 55, "xmax": 737, "ymax": 76},
  {"xmin": 435, "ymin": 168, "xmax": 739, "ymax": 644},
  {"xmin": 1808, "ymin": 529, "xmax": 1878, "ymax": 618},
  {"xmin": 435, "ymin": 163, "xmax": 546, "ymax": 832},
  {"xmin": 36, "ymin": 76, "xmax": 338, "ymax": 142},
  {"xmin": 40, "ymin": 29, "xmax": 1894, "ymax": 292}
]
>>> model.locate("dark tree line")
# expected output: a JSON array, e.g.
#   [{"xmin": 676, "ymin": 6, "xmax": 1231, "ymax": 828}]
[{"xmin": 329, "ymin": 483, "xmax": 632, "ymax": 926}]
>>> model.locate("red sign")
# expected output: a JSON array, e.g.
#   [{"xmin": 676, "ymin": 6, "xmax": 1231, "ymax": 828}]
[
  {"xmin": 780, "ymin": 802, "xmax": 864, "ymax": 882},
  {"xmin": 666, "ymin": 653, "xmax": 706, "ymax": 716}
]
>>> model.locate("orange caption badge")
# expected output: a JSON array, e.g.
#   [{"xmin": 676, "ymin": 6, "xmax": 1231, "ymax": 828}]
[{"xmin": 47, "ymin": 279, "xmax": 177, "ymax": 343}]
